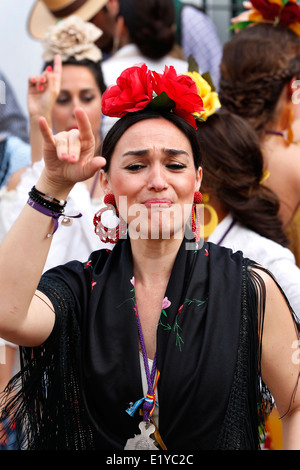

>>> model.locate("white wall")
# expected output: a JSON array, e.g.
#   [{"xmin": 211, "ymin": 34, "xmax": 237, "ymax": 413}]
[{"xmin": 0, "ymin": 0, "xmax": 43, "ymax": 115}]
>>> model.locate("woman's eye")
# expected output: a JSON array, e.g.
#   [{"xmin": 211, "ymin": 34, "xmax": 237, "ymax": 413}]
[
  {"xmin": 81, "ymin": 95, "xmax": 95, "ymax": 103},
  {"xmin": 166, "ymin": 163, "xmax": 187, "ymax": 170},
  {"xmin": 56, "ymin": 95, "xmax": 69, "ymax": 104},
  {"xmin": 125, "ymin": 164, "xmax": 146, "ymax": 171}
]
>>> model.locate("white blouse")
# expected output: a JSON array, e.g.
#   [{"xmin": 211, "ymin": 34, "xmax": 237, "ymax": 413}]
[{"xmin": 208, "ymin": 213, "xmax": 300, "ymax": 317}]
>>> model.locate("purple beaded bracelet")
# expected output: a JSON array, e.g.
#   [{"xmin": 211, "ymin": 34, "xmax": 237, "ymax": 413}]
[{"xmin": 27, "ymin": 197, "xmax": 82, "ymax": 237}]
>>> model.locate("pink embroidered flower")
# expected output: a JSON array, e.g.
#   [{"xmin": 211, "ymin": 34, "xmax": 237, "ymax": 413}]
[
  {"xmin": 162, "ymin": 297, "xmax": 171, "ymax": 309},
  {"xmin": 130, "ymin": 277, "xmax": 135, "ymax": 287},
  {"xmin": 91, "ymin": 279, "xmax": 97, "ymax": 291}
]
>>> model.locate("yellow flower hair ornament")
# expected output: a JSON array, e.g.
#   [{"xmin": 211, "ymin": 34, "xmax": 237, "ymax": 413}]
[{"xmin": 185, "ymin": 56, "xmax": 221, "ymax": 121}]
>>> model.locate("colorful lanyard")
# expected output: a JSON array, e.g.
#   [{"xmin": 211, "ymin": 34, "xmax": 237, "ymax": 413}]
[{"xmin": 126, "ymin": 303, "xmax": 159, "ymax": 421}]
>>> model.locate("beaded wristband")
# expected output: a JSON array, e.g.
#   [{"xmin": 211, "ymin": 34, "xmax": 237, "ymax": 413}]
[
  {"xmin": 27, "ymin": 197, "xmax": 82, "ymax": 237},
  {"xmin": 31, "ymin": 185, "xmax": 66, "ymax": 206},
  {"xmin": 28, "ymin": 186, "xmax": 67, "ymax": 213}
]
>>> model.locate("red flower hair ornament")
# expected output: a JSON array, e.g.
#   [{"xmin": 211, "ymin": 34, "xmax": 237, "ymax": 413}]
[
  {"xmin": 101, "ymin": 63, "xmax": 204, "ymax": 129},
  {"xmin": 231, "ymin": 0, "xmax": 300, "ymax": 36}
]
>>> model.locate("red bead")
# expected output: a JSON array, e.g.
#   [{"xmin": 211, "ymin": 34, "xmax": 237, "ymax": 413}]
[
  {"xmin": 104, "ymin": 193, "xmax": 116, "ymax": 206},
  {"xmin": 193, "ymin": 191, "xmax": 202, "ymax": 204}
]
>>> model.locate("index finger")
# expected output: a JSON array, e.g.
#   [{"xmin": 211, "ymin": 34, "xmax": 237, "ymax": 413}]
[
  {"xmin": 74, "ymin": 107, "xmax": 94, "ymax": 142},
  {"xmin": 38, "ymin": 116, "xmax": 56, "ymax": 146},
  {"xmin": 53, "ymin": 54, "xmax": 62, "ymax": 80}
]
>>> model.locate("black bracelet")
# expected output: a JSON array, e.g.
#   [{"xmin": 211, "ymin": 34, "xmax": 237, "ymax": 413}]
[
  {"xmin": 32, "ymin": 186, "xmax": 66, "ymax": 206},
  {"xmin": 28, "ymin": 186, "xmax": 67, "ymax": 214}
]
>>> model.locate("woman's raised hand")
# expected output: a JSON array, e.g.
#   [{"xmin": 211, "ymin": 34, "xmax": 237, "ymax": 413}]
[
  {"xmin": 28, "ymin": 54, "xmax": 62, "ymax": 122},
  {"xmin": 38, "ymin": 106, "xmax": 106, "ymax": 190},
  {"xmin": 231, "ymin": 1, "xmax": 253, "ymax": 24}
]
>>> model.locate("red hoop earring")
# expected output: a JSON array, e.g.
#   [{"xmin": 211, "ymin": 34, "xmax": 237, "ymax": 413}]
[
  {"xmin": 93, "ymin": 194, "xmax": 127, "ymax": 244},
  {"xmin": 191, "ymin": 191, "xmax": 202, "ymax": 248}
]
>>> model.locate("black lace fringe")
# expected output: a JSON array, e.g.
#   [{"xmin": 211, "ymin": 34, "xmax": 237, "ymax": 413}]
[
  {"xmin": 1, "ymin": 260, "xmax": 299, "ymax": 450},
  {"xmin": 0, "ymin": 277, "xmax": 95, "ymax": 450}
]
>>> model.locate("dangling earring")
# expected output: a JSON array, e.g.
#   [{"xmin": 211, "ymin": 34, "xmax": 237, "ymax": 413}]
[
  {"xmin": 191, "ymin": 191, "xmax": 202, "ymax": 248},
  {"xmin": 93, "ymin": 194, "xmax": 127, "ymax": 244},
  {"xmin": 287, "ymin": 107, "xmax": 294, "ymax": 145}
]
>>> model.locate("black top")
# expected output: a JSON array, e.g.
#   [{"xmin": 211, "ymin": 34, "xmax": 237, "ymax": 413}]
[{"xmin": 2, "ymin": 237, "xmax": 293, "ymax": 450}]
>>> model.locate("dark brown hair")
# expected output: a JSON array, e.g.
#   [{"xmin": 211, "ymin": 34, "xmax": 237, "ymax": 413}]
[
  {"xmin": 118, "ymin": 0, "xmax": 176, "ymax": 60},
  {"xmin": 219, "ymin": 24, "xmax": 300, "ymax": 138},
  {"xmin": 197, "ymin": 110, "xmax": 289, "ymax": 246},
  {"xmin": 44, "ymin": 57, "xmax": 106, "ymax": 95}
]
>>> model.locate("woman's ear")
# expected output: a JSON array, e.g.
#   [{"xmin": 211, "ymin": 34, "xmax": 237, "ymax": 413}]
[
  {"xmin": 195, "ymin": 166, "xmax": 203, "ymax": 192},
  {"xmin": 288, "ymin": 76, "xmax": 298, "ymax": 100},
  {"xmin": 99, "ymin": 169, "xmax": 112, "ymax": 194}
]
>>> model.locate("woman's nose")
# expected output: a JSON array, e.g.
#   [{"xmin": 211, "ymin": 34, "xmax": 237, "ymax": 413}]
[{"xmin": 147, "ymin": 164, "xmax": 168, "ymax": 191}]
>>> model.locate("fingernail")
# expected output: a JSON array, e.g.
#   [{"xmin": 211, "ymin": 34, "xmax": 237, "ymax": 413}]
[
  {"xmin": 46, "ymin": 65, "xmax": 53, "ymax": 72},
  {"xmin": 30, "ymin": 77, "xmax": 37, "ymax": 83},
  {"xmin": 37, "ymin": 85, "xmax": 43, "ymax": 91},
  {"xmin": 40, "ymin": 76, "xmax": 46, "ymax": 83}
]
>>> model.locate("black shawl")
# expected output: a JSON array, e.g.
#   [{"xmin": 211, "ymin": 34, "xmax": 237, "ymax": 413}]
[{"xmin": 0, "ymin": 237, "xmax": 293, "ymax": 450}]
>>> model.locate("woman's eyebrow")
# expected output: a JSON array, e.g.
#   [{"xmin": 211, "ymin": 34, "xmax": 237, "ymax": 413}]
[
  {"xmin": 122, "ymin": 148, "xmax": 189, "ymax": 157},
  {"xmin": 164, "ymin": 148, "xmax": 189, "ymax": 156},
  {"xmin": 122, "ymin": 149, "xmax": 149, "ymax": 157}
]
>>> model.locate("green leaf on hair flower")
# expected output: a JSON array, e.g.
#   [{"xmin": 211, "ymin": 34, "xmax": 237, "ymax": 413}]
[
  {"xmin": 201, "ymin": 71, "xmax": 215, "ymax": 92},
  {"xmin": 187, "ymin": 55, "xmax": 199, "ymax": 74},
  {"xmin": 228, "ymin": 20, "xmax": 254, "ymax": 31},
  {"xmin": 147, "ymin": 91, "xmax": 175, "ymax": 112},
  {"xmin": 282, "ymin": 0, "xmax": 290, "ymax": 5}
]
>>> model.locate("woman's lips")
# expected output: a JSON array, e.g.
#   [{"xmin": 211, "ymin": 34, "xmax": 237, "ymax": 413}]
[{"xmin": 142, "ymin": 199, "xmax": 173, "ymax": 208}]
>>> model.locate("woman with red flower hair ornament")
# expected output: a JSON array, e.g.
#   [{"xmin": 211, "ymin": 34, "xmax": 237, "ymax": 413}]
[
  {"xmin": 0, "ymin": 64, "xmax": 299, "ymax": 450},
  {"xmin": 220, "ymin": 0, "xmax": 300, "ymax": 266}
]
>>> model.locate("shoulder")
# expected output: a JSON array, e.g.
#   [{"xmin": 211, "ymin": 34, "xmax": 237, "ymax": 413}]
[
  {"xmin": 224, "ymin": 221, "xmax": 296, "ymax": 265},
  {"xmin": 181, "ymin": 5, "xmax": 218, "ymax": 30},
  {"xmin": 206, "ymin": 240, "xmax": 243, "ymax": 261},
  {"xmin": 6, "ymin": 136, "xmax": 30, "ymax": 151},
  {"xmin": 5, "ymin": 137, "xmax": 31, "ymax": 168},
  {"xmin": 181, "ymin": 5, "xmax": 206, "ymax": 21},
  {"xmin": 205, "ymin": 241, "xmax": 246, "ymax": 276},
  {"xmin": 40, "ymin": 248, "xmax": 112, "ymax": 294}
]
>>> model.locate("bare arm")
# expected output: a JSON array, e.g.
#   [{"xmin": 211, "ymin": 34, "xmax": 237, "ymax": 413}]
[
  {"xmin": 259, "ymin": 268, "xmax": 300, "ymax": 449},
  {"xmin": 0, "ymin": 108, "xmax": 106, "ymax": 347}
]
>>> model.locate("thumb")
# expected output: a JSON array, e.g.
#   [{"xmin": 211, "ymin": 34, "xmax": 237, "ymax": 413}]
[{"xmin": 84, "ymin": 156, "xmax": 107, "ymax": 179}]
